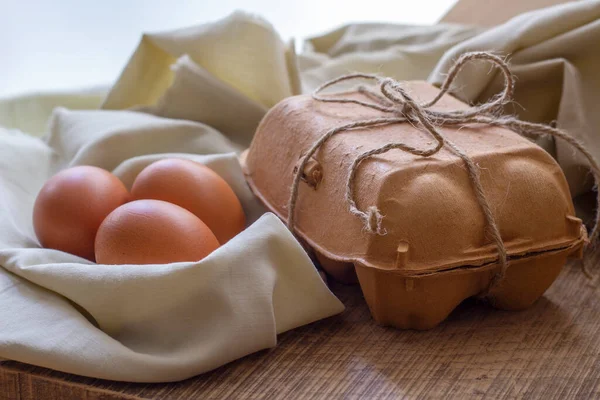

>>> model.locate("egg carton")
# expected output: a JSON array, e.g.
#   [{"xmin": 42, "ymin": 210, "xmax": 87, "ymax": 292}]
[{"xmin": 241, "ymin": 81, "xmax": 586, "ymax": 330}]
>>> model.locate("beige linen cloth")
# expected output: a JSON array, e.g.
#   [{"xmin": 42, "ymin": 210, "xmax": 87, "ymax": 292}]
[
  {"xmin": 0, "ymin": 111, "xmax": 348, "ymax": 381},
  {"xmin": 0, "ymin": 13, "xmax": 349, "ymax": 382},
  {"xmin": 430, "ymin": 0, "xmax": 600, "ymax": 198}
]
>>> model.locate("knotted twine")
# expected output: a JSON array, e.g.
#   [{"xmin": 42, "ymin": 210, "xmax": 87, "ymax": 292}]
[{"xmin": 287, "ymin": 52, "xmax": 600, "ymax": 291}]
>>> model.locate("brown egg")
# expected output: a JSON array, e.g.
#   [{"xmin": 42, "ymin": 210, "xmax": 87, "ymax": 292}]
[
  {"xmin": 33, "ymin": 166, "xmax": 130, "ymax": 261},
  {"xmin": 95, "ymin": 199, "xmax": 219, "ymax": 265},
  {"xmin": 131, "ymin": 158, "xmax": 246, "ymax": 244}
]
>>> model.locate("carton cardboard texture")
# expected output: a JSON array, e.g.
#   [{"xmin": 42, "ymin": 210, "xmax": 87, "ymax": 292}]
[{"xmin": 243, "ymin": 81, "xmax": 585, "ymax": 330}]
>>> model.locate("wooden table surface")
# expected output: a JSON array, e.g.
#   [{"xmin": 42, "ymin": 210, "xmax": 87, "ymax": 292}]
[{"xmin": 2, "ymin": 258, "xmax": 600, "ymax": 399}]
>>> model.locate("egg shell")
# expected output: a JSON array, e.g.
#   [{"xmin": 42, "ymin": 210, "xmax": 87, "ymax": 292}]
[
  {"xmin": 95, "ymin": 199, "xmax": 220, "ymax": 265},
  {"xmin": 33, "ymin": 166, "xmax": 130, "ymax": 261},
  {"xmin": 131, "ymin": 158, "xmax": 246, "ymax": 244}
]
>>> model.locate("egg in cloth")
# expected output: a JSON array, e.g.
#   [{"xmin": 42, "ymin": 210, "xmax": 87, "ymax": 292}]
[
  {"xmin": 131, "ymin": 158, "xmax": 246, "ymax": 244},
  {"xmin": 33, "ymin": 166, "xmax": 130, "ymax": 261},
  {"xmin": 95, "ymin": 199, "xmax": 219, "ymax": 265}
]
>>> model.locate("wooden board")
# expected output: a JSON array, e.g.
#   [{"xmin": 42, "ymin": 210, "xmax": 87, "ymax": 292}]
[
  {"xmin": 440, "ymin": 0, "xmax": 573, "ymax": 27},
  {"xmin": 2, "ymin": 257, "xmax": 600, "ymax": 399}
]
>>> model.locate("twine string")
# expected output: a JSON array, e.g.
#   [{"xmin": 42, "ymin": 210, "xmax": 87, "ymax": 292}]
[{"xmin": 286, "ymin": 51, "xmax": 600, "ymax": 291}]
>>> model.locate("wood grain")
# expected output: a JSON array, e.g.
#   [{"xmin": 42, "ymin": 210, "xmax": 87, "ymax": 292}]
[{"xmin": 2, "ymin": 259, "xmax": 600, "ymax": 399}]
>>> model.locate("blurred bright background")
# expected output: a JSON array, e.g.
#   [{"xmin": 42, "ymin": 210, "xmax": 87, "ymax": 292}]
[{"xmin": 0, "ymin": 0, "xmax": 457, "ymax": 97}]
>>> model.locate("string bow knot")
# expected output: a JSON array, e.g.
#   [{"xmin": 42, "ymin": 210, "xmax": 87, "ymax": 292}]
[{"xmin": 287, "ymin": 51, "xmax": 600, "ymax": 289}]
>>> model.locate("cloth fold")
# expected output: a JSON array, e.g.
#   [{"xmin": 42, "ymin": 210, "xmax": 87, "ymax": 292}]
[
  {"xmin": 0, "ymin": 12, "xmax": 344, "ymax": 382},
  {"xmin": 430, "ymin": 0, "xmax": 600, "ymax": 197},
  {"xmin": 103, "ymin": 11, "xmax": 298, "ymax": 111},
  {"xmin": 298, "ymin": 22, "xmax": 483, "ymax": 92},
  {"xmin": 0, "ymin": 109, "xmax": 345, "ymax": 381},
  {"xmin": 0, "ymin": 88, "xmax": 106, "ymax": 137},
  {"xmin": 1, "ymin": 212, "xmax": 343, "ymax": 382}
]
